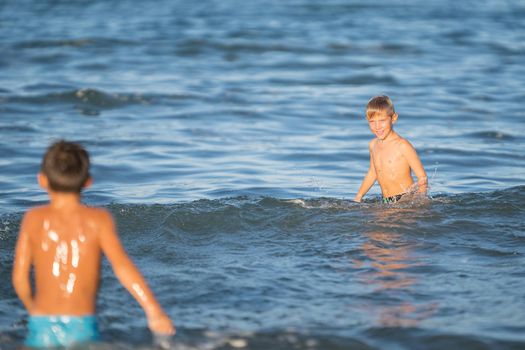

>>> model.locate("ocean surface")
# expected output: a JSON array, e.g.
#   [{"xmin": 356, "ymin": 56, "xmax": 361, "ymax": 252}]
[{"xmin": 1, "ymin": 0, "xmax": 524, "ymax": 349}]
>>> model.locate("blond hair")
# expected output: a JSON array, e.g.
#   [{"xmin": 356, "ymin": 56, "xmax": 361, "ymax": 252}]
[{"xmin": 366, "ymin": 95, "xmax": 396, "ymax": 119}]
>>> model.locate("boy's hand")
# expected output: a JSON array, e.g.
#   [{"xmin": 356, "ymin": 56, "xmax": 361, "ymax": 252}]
[{"xmin": 148, "ymin": 312, "xmax": 176, "ymax": 335}]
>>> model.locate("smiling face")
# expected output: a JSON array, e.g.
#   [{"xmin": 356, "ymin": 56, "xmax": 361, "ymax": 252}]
[{"xmin": 367, "ymin": 112, "xmax": 398, "ymax": 140}]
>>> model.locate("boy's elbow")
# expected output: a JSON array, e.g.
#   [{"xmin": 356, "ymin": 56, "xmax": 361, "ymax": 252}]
[
  {"xmin": 112, "ymin": 260, "xmax": 141, "ymax": 284},
  {"xmin": 112, "ymin": 262, "xmax": 131, "ymax": 279}
]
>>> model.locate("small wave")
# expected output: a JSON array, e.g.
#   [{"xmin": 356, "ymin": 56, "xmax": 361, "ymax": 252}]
[
  {"xmin": 211, "ymin": 40, "xmax": 318, "ymax": 55},
  {"xmin": 268, "ymin": 73, "xmax": 398, "ymax": 86},
  {"xmin": 1, "ymin": 186, "xmax": 523, "ymax": 247},
  {"xmin": 441, "ymin": 185, "xmax": 524, "ymax": 207},
  {"xmin": 0, "ymin": 124, "xmax": 37, "ymax": 133},
  {"xmin": 4, "ymin": 186, "xmax": 523, "ymax": 222},
  {"xmin": 6, "ymin": 88, "xmax": 207, "ymax": 112},
  {"xmin": 7, "ymin": 89, "xmax": 154, "ymax": 110},
  {"xmin": 469, "ymin": 246, "xmax": 521, "ymax": 257},
  {"xmin": 172, "ymin": 37, "xmax": 421, "ymax": 59},
  {"xmin": 174, "ymin": 38, "xmax": 317, "ymax": 57},
  {"xmin": 13, "ymin": 37, "xmax": 136, "ymax": 50},
  {"xmin": 102, "ymin": 186, "xmax": 523, "ymax": 240},
  {"xmin": 467, "ymin": 131, "xmax": 516, "ymax": 141}
]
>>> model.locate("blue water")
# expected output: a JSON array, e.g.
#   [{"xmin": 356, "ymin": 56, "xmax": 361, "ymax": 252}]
[{"xmin": 1, "ymin": 0, "xmax": 524, "ymax": 349}]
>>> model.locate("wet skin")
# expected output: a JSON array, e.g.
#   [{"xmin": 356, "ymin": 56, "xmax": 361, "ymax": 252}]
[
  {"xmin": 355, "ymin": 112, "xmax": 427, "ymax": 201},
  {"xmin": 12, "ymin": 174, "xmax": 175, "ymax": 335}
]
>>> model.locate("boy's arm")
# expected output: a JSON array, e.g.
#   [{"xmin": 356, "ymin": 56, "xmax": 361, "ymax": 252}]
[
  {"xmin": 401, "ymin": 140, "xmax": 427, "ymax": 194},
  {"xmin": 12, "ymin": 212, "xmax": 34, "ymax": 312},
  {"xmin": 98, "ymin": 210, "xmax": 175, "ymax": 335},
  {"xmin": 354, "ymin": 145, "xmax": 377, "ymax": 202}
]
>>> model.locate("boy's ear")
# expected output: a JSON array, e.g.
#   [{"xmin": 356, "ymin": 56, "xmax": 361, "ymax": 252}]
[
  {"xmin": 83, "ymin": 176, "xmax": 93, "ymax": 189},
  {"xmin": 391, "ymin": 113, "xmax": 399, "ymax": 123},
  {"xmin": 37, "ymin": 172, "xmax": 49, "ymax": 190}
]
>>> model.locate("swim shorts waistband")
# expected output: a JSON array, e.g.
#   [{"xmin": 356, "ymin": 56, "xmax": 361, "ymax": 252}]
[{"xmin": 383, "ymin": 193, "xmax": 406, "ymax": 204}]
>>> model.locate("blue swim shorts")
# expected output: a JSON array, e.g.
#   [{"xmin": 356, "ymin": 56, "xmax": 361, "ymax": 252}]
[{"xmin": 25, "ymin": 315, "xmax": 100, "ymax": 348}]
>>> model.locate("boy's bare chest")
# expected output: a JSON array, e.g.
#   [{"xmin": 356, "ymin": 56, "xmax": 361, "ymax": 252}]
[{"xmin": 371, "ymin": 144, "xmax": 406, "ymax": 171}]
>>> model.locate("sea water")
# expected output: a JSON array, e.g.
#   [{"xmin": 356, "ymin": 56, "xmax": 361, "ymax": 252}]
[{"xmin": 0, "ymin": 0, "xmax": 524, "ymax": 349}]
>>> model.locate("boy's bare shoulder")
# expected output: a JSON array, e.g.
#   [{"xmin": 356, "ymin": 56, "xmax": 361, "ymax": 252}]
[
  {"xmin": 23, "ymin": 205, "xmax": 51, "ymax": 221},
  {"xmin": 20, "ymin": 205, "xmax": 53, "ymax": 236},
  {"xmin": 368, "ymin": 138, "xmax": 378, "ymax": 149},
  {"xmin": 397, "ymin": 137, "xmax": 416, "ymax": 151}
]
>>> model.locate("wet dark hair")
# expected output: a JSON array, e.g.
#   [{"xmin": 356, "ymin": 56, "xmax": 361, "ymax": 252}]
[{"xmin": 41, "ymin": 140, "xmax": 90, "ymax": 193}]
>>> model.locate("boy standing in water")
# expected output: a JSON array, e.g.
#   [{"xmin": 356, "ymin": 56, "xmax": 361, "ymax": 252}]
[
  {"xmin": 12, "ymin": 140, "xmax": 175, "ymax": 348},
  {"xmin": 354, "ymin": 95, "xmax": 427, "ymax": 203}
]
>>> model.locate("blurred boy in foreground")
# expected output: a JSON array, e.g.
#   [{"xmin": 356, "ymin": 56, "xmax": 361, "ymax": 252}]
[{"xmin": 12, "ymin": 140, "xmax": 174, "ymax": 348}]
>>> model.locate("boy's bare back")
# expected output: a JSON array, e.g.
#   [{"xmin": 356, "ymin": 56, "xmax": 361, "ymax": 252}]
[{"xmin": 18, "ymin": 202, "xmax": 112, "ymax": 315}]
